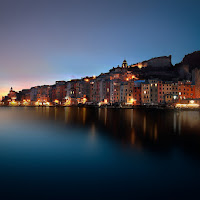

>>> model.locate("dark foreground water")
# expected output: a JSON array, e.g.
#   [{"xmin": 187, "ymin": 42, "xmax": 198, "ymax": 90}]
[{"xmin": 0, "ymin": 107, "xmax": 200, "ymax": 200}]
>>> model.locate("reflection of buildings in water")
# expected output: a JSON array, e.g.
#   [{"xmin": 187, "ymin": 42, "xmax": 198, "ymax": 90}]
[
  {"xmin": 30, "ymin": 108, "xmax": 200, "ymax": 155},
  {"xmin": 98, "ymin": 108, "xmax": 101, "ymax": 120},
  {"xmin": 182, "ymin": 111, "xmax": 200, "ymax": 128},
  {"xmin": 173, "ymin": 111, "xmax": 181, "ymax": 135},
  {"xmin": 64, "ymin": 107, "xmax": 69, "ymax": 123},
  {"xmin": 174, "ymin": 111, "xmax": 200, "ymax": 135},
  {"xmin": 131, "ymin": 128, "xmax": 135, "ymax": 145},
  {"xmin": 173, "ymin": 112, "xmax": 177, "ymax": 133},
  {"xmin": 83, "ymin": 107, "xmax": 86, "ymax": 124},
  {"xmin": 154, "ymin": 123, "xmax": 158, "ymax": 141},
  {"xmin": 143, "ymin": 116, "xmax": 146, "ymax": 135},
  {"xmin": 45, "ymin": 107, "xmax": 49, "ymax": 118},
  {"xmin": 131, "ymin": 110, "xmax": 133, "ymax": 128},
  {"xmin": 54, "ymin": 107, "xmax": 57, "ymax": 120},
  {"xmin": 104, "ymin": 108, "xmax": 107, "ymax": 125},
  {"xmin": 178, "ymin": 112, "xmax": 181, "ymax": 135}
]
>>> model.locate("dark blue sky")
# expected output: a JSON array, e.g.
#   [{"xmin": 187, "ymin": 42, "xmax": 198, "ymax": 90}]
[{"xmin": 0, "ymin": 0, "xmax": 199, "ymax": 97}]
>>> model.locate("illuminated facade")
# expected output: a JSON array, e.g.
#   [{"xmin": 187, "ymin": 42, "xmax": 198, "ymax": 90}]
[
  {"xmin": 141, "ymin": 82, "xmax": 150, "ymax": 104},
  {"xmin": 178, "ymin": 81, "xmax": 195, "ymax": 100},
  {"xmin": 1, "ymin": 60, "xmax": 200, "ymax": 107}
]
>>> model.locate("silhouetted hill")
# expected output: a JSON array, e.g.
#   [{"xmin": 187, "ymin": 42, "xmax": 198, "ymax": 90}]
[
  {"xmin": 173, "ymin": 51, "xmax": 200, "ymax": 80},
  {"xmin": 182, "ymin": 51, "xmax": 200, "ymax": 70}
]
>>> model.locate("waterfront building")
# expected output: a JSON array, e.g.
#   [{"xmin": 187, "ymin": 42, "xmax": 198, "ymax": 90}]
[
  {"xmin": 141, "ymin": 79, "xmax": 159, "ymax": 105},
  {"xmin": 36, "ymin": 85, "xmax": 52, "ymax": 103},
  {"xmin": 30, "ymin": 86, "xmax": 40, "ymax": 101},
  {"xmin": 18, "ymin": 89, "xmax": 31, "ymax": 105},
  {"xmin": 67, "ymin": 79, "xmax": 78, "ymax": 99},
  {"xmin": 8, "ymin": 87, "xmax": 17, "ymax": 100},
  {"xmin": 161, "ymin": 81, "xmax": 173, "ymax": 103},
  {"xmin": 120, "ymin": 82, "xmax": 128, "ymax": 104},
  {"xmin": 92, "ymin": 78, "xmax": 100, "ymax": 103},
  {"xmin": 133, "ymin": 80, "xmax": 144, "ymax": 105},
  {"xmin": 126, "ymin": 80, "xmax": 134, "ymax": 104},
  {"xmin": 141, "ymin": 81, "xmax": 150, "ymax": 105},
  {"xmin": 2, "ymin": 87, "xmax": 18, "ymax": 105},
  {"xmin": 110, "ymin": 79, "xmax": 121, "ymax": 103},
  {"xmin": 148, "ymin": 79, "xmax": 159, "ymax": 105},
  {"xmin": 175, "ymin": 98, "xmax": 200, "ymax": 108},
  {"xmin": 178, "ymin": 81, "xmax": 195, "ymax": 100},
  {"xmin": 55, "ymin": 81, "xmax": 66, "ymax": 102},
  {"xmin": 99, "ymin": 78, "xmax": 110, "ymax": 103}
]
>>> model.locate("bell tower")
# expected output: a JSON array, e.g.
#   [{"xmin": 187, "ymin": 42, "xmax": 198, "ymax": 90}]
[{"xmin": 122, "ymin": 59, "xmax": 128, "ymax": 68}]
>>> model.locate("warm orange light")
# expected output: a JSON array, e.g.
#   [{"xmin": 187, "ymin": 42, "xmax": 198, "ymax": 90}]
[
  {"xmin": 84, "ymin": 79, "xmax": 89, "ymax": 82},
  {"xmin": 175, "ymin": 103, "xmax": 199, "ymax": 108},
  {"xmin": 10, "ymin": 100, "xmax": 17, "ymax": 106},
  {"xmin": 54, "ymin": 99, "xmax": 59, "ymax": 104}
]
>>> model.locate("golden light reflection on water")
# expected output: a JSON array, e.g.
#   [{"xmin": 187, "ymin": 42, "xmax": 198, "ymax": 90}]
[
  {"xmin": 1, "ymin": 107, "xmax": 200, "ymax": 150},
  {"xmin": 83, "ymin": 107, "xmax": 86, "ymax": 124},
  {"xmin": 154, "ymin": 123, "xmax": 157, "ymax": 141},
  {"xmin": 143, "ymin": 116, "xmax": 146, "ymax": 136},
  {"xmin": 104, "ymin": 108, "xmax": 107, "ymax": 125},
  {"xmin": 131, "ymin": 129, "xmax": 135, "ymax": 145}
]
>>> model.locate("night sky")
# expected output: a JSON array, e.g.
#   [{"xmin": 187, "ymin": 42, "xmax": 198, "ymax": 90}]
[{"xmin": 0, "ymin": 0, "xmax": 199, "ymax": 98}]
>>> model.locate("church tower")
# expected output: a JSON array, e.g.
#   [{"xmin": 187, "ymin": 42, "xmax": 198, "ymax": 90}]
[{"xmin": 122, "ymin": 59, "xmax": 128, "ymax": 68}]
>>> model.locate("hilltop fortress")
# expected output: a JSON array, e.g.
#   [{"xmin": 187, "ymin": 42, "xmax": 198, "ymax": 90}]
[{"xmin": 130, "ymin": 55, "xmax": 172, "ymax": 69}]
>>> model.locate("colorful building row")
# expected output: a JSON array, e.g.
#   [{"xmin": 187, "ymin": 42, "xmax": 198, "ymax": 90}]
[{"xmin": 1, "ymin": 61, "xmax": 200, "ymax": 107}]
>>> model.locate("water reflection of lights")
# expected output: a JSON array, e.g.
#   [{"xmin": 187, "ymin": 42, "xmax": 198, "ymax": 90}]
[
  {"xmin": 154, "ymin": 123, "xmax": 158, "ymax": 141},
  {"xmin": 175, "ymin": 103, "xmax": 199, "ymax": 108},
  {"xmin": 98, "ymin": 108, "xmax": 101, "ymax": 120},
  {"xmin": 65, "ymin": 107, "xmax": 70, "ymax": 123},
  {"xmin": 104, "ymin": 108, "xmax": 107, "ymax": 125},
  {"xmin": 55, "ymin": 107, "xmax": 57, "ymax": 120},
  {"xmin": 131, "ymin": 129, "xmax": 135, "ymax": 145},
  {"xmin": 83, "ymin": 108, "xmax": 86, "ymax": 124},
  {"xmin": 143, "ymin": 116, "xmax": 146, "ymax": 135},
  {"xmin": 173, "ymin": 112, "xmax": 177, "ymax": 133},
  {"xmin": 131, "ymin": 110, "xmax": 133, "ymax": 128}
]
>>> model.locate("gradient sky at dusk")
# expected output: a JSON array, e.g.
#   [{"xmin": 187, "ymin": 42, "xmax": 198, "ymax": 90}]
[{"xmin": 0, "ymin": 0, "xmax": 200, "ymax": 98}]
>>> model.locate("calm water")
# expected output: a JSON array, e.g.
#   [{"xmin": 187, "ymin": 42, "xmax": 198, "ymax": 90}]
[{"xmin": 0, "ymin": 107, "xmax": 200, "ymax": 199}]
